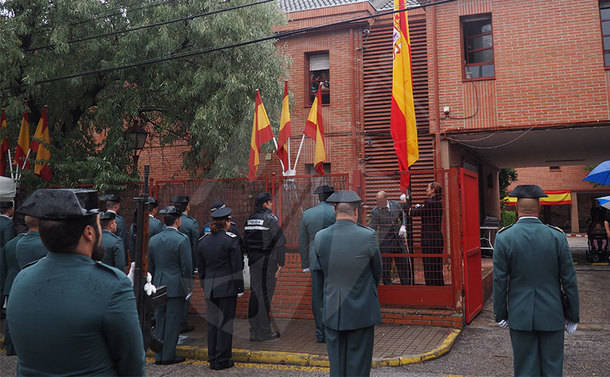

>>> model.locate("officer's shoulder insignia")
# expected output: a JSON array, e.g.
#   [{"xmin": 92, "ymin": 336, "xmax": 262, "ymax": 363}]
[
  {"xmin": 497, "ymin": 224, "xmax": 513, "ymax": 234},
  {"xmin": 225, "ymin": 231, "xmax": 237, "ymax": 238},
  {"xmin": 547, "ymin": 224, "xmax": 564, "ymax": 233},
  {"xmin": 22, "ymin": 257, "xmax": 44, "ymax": 270},
  {"xmin": 270, "ymin": 214, "xmax": 278, "ymax": 221}
]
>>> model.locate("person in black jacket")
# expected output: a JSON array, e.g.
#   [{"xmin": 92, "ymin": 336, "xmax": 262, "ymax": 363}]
[
  {"xmin": 410, "ymin": 182, "xmax": 444, "ymax": 286},
  {"xmin": 244, "ymin": 192, "xmax": 286, "ymax": 341},
  {"xmin": 198, "ymin": 206, "xmax": 243, "ymax": 370}
]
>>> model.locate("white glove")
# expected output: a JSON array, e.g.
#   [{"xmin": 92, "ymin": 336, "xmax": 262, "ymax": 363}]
[
  {"xmin": 400, "ymin": 194, "xmax": 407, "ymax": 202},
  {"xmin": 237, "ymin": 292, "xmax": 244, "ymax": 298},
  {"xmin": 302, "ymin": 268, "xmax": 311, "ymax": 273},
  {"xmin": 414, "ymin": 203, "xmax": 422, "ymax": 208},
  {"xmin": 127, "ymin": 262, "xmax": 136, "ymax": 285},
  {"xmin": 144, "ymin": 272, "xmax": 157, "ymax": 296},
  {"xmin": 497, "ymin": 320, "xmax": 509, "ymax": 328},
  {"xmin": 565, "ymin": 321, "xmax": 578, "ymax": 335},
  {"xmin": 399, "ymin": 225, "xmax": 407, "ymax": 238}
]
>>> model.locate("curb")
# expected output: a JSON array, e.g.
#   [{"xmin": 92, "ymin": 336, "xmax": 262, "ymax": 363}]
[{"xmin": 165, "ymin": 327, "xmax": 462, "ymax": 368}]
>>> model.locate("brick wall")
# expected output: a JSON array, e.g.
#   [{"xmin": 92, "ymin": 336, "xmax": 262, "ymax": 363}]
[
  {"xmin": 429, "ymin": 0, "xmax": 610, "ymax": 131},
  {"xmin": 509, "ymin": 166, "xmax": 606, "ymax": 193}
]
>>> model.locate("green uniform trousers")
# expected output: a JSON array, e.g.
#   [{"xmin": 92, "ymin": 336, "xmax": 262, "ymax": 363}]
[
  {"xmin": 510, "ymin": 329, "xmax": 564, "ymax": 377},
  {"xmin": 311, "ymin": 269, "xmax": 325, "ymax": 341},
  {"xmin": 155, "ymin": 297, "xmax": 185, "ymax": 362},
  {"xmin": 325, "ymin": 325, "xmax": 374, "ymax": 377},
  {"xmin": 2, "ymin": 295, "xmax": 15, "ymax": 355}
]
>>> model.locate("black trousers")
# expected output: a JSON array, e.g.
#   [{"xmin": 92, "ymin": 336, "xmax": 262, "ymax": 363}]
[
  {"xmin": 311, "ymin": 269, "xmax": 325, "ymax": 341},
  {"xmin": 248, "ymin": 256, "xmax": 278, "ymax": 337},
  {"xmin": 423, "ymin": 247, "xmax": 444, "ymax": 286},
  {"xmin": 381, "ymin": 242, "xmax": 412, "ymax": 285},
  {"xmin": 206, "ymin": 296, "xmax": 237, "ymax": 367},
  {"xmin": 325, "ymin": 326, "xmax": 375, "ymax": 377}
]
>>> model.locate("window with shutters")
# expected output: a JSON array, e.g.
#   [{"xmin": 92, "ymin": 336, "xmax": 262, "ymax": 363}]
[
  {"xmin": 307, "ymin": 52, "xmax": 330, "ymax": 105},
  {"xmin": 600, "ymin": 1, "xmax": 610, "ymax": 67},
  {"xmin": 461, "ymin": 14, "xmax": 495, "ymax": 80}
]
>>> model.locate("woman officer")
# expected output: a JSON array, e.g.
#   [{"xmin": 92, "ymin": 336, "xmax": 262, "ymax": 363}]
[{"xmin": 197, "ymin": 205, "xmax": 244, "ymax": 370}]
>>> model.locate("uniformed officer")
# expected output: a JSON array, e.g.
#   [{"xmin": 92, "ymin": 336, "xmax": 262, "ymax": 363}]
[
  {"xmin": 100, "ymin": 211, "xmax": 126, "ymax": 271},
  {"xmin": 102, "ymin": 193, "xmax": 128, "ymax": 264},
  {"xmin": 369, "ymin": 191, "xmax": 412, "ymax": 285},
  {"xmin": 198, "ymin": 205, "xmax": 244, "ymax": 370},
  {"xmin": 0, "ymin": 201, "xmax": 15, "ymax": 248},
  {"xmin": 313, "ymin": 190, "xmax": 382, "ymax": 377},
  {"xmin": 149, "ymin": 205, "xmax": 193, "ymax": 365},
  {"xmin": 298, "ymin": 185, "xmax": 335, "ymax": 343},
  {"xmin": 7, "ymin": 189, "xmax": 145, "ymax": 376},
  {"xmin": 244, "ymin": 192, "xmax": 286, "ymax": 341},
  {"xmin": 16, "ymin": 215, "xmax": 49, "ymax": 269},
  {"xmin": 493, "ymin": 184, "xmax": 579, "ymax": 377},
  {"xmin": 128, "ymin": 196, "xmax": 163, "ymax": 262},
  {"xmin": 0, "ymin": 229, "xmax": 25, "ymax": 356},
  {"xmin": 201, "ymin": 200, "xmax": 244, "ymax": 251}
]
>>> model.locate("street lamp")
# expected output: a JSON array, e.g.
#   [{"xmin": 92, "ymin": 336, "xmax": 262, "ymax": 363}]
[{"xmin": 125, "ymin": 121, "xmax": 148, "ymax": 175}]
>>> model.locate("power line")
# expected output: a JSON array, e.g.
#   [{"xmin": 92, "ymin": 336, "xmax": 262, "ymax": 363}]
[
  {"xmin": 27, "ymin": 0, "xmax": 274, "ymax": 52},
  {"xmin": 31, "ymin": 0, "xmax": 457, "ymax": 86},
  {"xmin": 69, "ymin": 0, "xmax": 179, "ymax": 27}
]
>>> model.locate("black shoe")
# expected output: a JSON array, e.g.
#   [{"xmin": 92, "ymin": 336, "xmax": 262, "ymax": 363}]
[
  {"xmin": 155, "ymin": 357, "xmax": 186, "ymax": 365},
  {"xmin": 211, "ymin": 360, "xmax": 235, "ymax": 370},
  {"xmin": 180, "ymin": 325, "xmax": 195, "ymax": 334}
]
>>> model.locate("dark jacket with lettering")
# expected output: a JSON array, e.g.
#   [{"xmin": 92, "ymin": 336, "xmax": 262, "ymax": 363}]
[{"xmin": 244, "ymin": 207, "xmax": 286, "ymax": 266}]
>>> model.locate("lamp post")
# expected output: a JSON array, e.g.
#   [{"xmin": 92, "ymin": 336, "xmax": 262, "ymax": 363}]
[{"xmin": 125, "ymin": 120, "xmax": 148, "ymax": 176}]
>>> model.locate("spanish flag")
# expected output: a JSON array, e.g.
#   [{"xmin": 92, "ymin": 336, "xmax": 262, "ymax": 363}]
[
  {"xmin": 0, "ymin": 110, "xmax": 9, "ymax": 177},
  {"xmin": 390, "ymin": 0, "xmax": 418, "ymax": 191},
  {"xmin": 15, "ymin": 111, "xmax": 30, "ymax": 169},
  {"xmin": 248, "ymin": 90, "xmax": 274, "ymax": 181},
  {"xmin": 32, "ymin": 107, "xmax": 52, "ymax": 182},
  {"xmin": 303, "ymin": 84, "xmax": 326, "ymax": 175},
  {"xmin": 504, "ymin": 191, "xmax": 572, "ymax": 206},
  {"xmin": 277, "ymin": 81, "xmax": 291, "ymax": 172}
]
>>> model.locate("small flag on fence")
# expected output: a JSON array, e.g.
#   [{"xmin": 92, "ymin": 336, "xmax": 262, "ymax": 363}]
[
  {"xmin": 15, "ymin": 111, "xmax": 30, "ymax": 169},
  {"xmin": 303, "ymin": 84, "xmax": 326, "ymax": 175},
  {"xmin": 248, "ymin": 90, "xmax": 274, "ymax": 181},
  {"xmin": 32, "ymin": 107, "xmax": 52, "ymax": 182},
  {"xmin": 390, "ymin": 0, "xmax": 418, "ymax": 191},
  {"xmin": 0, "ymin": 110, "xmax": 9, "ymax": 177},
  {"xmin": 277, "ymin": 81, "xmax": 291, "ymax": 173}
]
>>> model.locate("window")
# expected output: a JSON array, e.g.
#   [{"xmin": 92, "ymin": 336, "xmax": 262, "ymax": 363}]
[
  {"xmin": 307, "ymin": 52, "xmax": 330, "ymax": 105},
  {"xmin": 462, "ymin": 14, "xmax": 494, "ymax": 79},
  {"xmin": 305, "ymin": 163, "xmax": 331, "ymax": 175},
  {"xmin": 600, "ymin": 1, "xmax": 610, "ymax": 66}
]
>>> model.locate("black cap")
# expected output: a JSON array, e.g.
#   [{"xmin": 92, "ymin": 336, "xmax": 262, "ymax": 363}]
[
  {"xmin": 210, "ymin": 200, "xmax": 226, "ymax": 212},
  {"xmin": 100, "ymin": 211, "xmax": 116, "ymax": 221},
  {"xmin": 0, "ymin": 201, "xmax": 13, "ymax": 209},
  {"xmin": 255, "ymin": 192, "xmax": 273, "ymax": 206},
  {"xmin": 326, "ymin": 190, "xmax": 362, "ymax": 204},
  {"xmin": 159, "ymin": 206, "xmax": 180, "ymax": 216},
  {"xmin": 100, "ymin": 193, "xmax": 121, "ymax": 203},
  {"xmin": 145, "ymin": 196, "xmax": 158, "ymax": 208},
  {"xmin": 314, "ymin": 185, "xmax": 334, "ymax": 194},
  {"xmin": 211, "ymin": 206, "xmax": 232, "ymax": 219},
  {"xmin": 508, "ymin": 185, "xmax": 548, "ymax": 198},
  {"xmin": 171, "ymin": 195, "xmax": 190, "ymax": 204},
  {"xmin": 19, "ymin": 189, "xmax": 100, "ymax": 220}
]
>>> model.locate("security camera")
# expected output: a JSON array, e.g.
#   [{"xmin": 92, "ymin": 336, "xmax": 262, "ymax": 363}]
[
  {"xmin": 363, "ymin": 28, "xmax": 370, "ymax": 36},
  {"xmin": 443, "ymin": 106, "xmax": 450, "ymax": 116}
]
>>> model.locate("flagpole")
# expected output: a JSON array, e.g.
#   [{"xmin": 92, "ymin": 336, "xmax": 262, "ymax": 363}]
[
  {"xmin": 21, "ymin": 149, "xmax": 31, "ymax": 170},
  {"xmin": 293, "ymin": 134, "xmax": 306, "ymax": 170},
  {"xmin": 272, "ymin": 137, "xmax": 286, "ymax": 173},
  {"xmin": 7, "ymin": 150, "xmax": 14, "ymax": 180},
  {"xmin": 287, "ymin": 137, "xmax": 291, "ymax": 170}
]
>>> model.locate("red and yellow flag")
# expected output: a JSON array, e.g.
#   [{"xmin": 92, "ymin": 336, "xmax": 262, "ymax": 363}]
[
  {"xmin": 15, "ymin": 111, "xmax": 30, "ymax": 169},
  {"xmin": 32, "ymin": 107, "xmax": 52, "ymax": 182},
  {"xmin": 303, "ymin": 84, "xmax": 326, "ymax": 175},
  {"xmin": 248, "ymin": 90, "xmax": 274, "ymax": 181},
  {"xmin": 504, "ymin": 191, "xmax": 572, "ymax": 206},
  {"xmin": 0, "ymin": 110, "xmax": 9, "ymax": 177},
  {"xmin": 277, "ymin": 81, "xmax": 291, "ymax": 172},
  {"xmin": 391, "ymin": 0, "xmax": 418, "ymax": 191}
]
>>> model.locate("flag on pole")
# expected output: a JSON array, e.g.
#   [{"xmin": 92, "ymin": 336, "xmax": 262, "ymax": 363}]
[
  {"xmin": 15, "ymin": 111, "xmax": 30, "ymax": 169},
  {"xmin": 0, "ymin": 110, "xmax": 9, "ymax": 177},
  {"xmin": 277, "ymin": 81, "xmax": 291, "ymax": 172},
  {"xmin": 391, "ymin": 0, "xmax": 418, "ymax": 191},
  {"xmin": 32, "ymin": 107, "xmax": 52, "ymax": 182},
  {"xmin": 303, "ymin": 84, "xmax": 326, "ymax": 175},
  {"xmin": 248, "ymin": 90, "xmax": 274, "ymax": 181}
]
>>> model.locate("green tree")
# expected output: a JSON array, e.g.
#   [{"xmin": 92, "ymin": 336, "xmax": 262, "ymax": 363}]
[
  {"xmin": 499, "ymin": 168, "xmax": 517, "ymax": 201},
  {"xmin": 0, "ymin": 0, "xmax": 288, "ymax": 193}
]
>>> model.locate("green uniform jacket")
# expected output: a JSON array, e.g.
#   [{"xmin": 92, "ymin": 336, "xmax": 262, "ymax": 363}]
[
  {"xmin": 179, "ymin": 214, "xmax": 200, "ymax": 257},
  {"xmin": 149, "ymin": 215, "xmax": 164, "ymax": 238},
  {"xmin": 0, "ymin": 233, "xmax": 24, "ymax": 296},
  {"xmin": 149, "ymin": 227, "xmax": 193, "ymax": 298},
  {"xmin": 101, "ymin": 229, "xmax": 126, "ymax": 271},
  {"xmin": 0, "ymin": 215, "xmax": 15, "ymax": 249},
  {"xmin": 7, "ymin": 252, "xmax": 145, "ymax": 376},
  {"xmin": 16, "ymin": 231, "xmax": 48, "ymax": 269},
  {"xmin": 298, "ymin": 201, "xmax": 336, "ymax": 270},
  {"xmin": 314, "ymin": 220, "xmax": 382, "ymax": 331},
  {"xmin": 493, "ymin": 217, "xmax": 579, "ymax": 331}
]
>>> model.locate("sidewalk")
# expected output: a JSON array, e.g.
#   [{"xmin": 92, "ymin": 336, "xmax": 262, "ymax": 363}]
[{"xmin": 171, "ymin": 316, "xmax": 461, "ymax": 368}]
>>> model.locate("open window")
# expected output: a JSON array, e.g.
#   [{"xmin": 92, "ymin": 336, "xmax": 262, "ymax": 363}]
[
  {"xmin": 307, "ymin": 52, "xmax": 330, "ymax": 105},
  {"xmin": 462, "ymin": 14, "xmax": 495, "ymax": 79}
]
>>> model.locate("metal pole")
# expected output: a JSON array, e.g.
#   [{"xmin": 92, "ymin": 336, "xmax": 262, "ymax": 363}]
[
  {"xmin": 272, "ymin": 137, "xmax": 286, "ymax": 173},
  {"xmin": 293, "ymin": 134, "xmax": 306, "ymax": 171}
]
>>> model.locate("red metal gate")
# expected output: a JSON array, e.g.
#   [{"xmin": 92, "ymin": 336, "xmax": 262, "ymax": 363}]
[{"xmin": 460, "ymin": 169, "xmax": 483, "ymax": 323}]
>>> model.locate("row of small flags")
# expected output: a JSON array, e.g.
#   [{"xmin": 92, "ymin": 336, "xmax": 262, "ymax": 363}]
[
  {"xmin": 249, "ymin": 81, "xmax": 326, "ymax": 180},
  {"xmin": 0, "ymin": 107, "xmax": 52, "ymax": 182}
]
